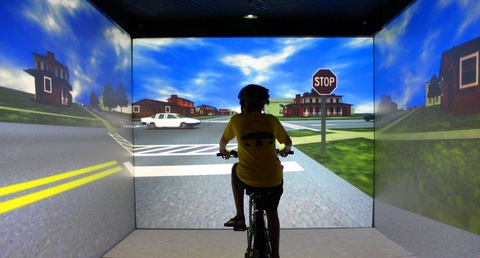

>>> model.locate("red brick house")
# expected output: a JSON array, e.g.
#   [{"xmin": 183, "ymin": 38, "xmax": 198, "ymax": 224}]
[
  {"xmin": 24, "ymin": 51, "xmax": 72, "ymax": 107},
  {"xmin": 440, "ymin": 36, "xmax": 480, "ymax": 116},
  {"xmin": 284, "ymin": 90, "xmax": 352, "ymax": 117},
  {"xmin": 132, "ymin": 95, "xmax": 196, "ymax": 119},
  {"xmin": 218, "ymin": 109, "xmax": 236, "ymax": 115}
]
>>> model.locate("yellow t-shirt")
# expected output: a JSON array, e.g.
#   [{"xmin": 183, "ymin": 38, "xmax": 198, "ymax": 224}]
[{"xmin": 222, "ymin": 112, "xmax": 289, "ymax": 187}]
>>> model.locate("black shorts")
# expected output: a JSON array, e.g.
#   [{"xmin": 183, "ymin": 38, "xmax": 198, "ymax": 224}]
[{"xmin": 232, "ymin": 163, "xmax": 283, "ymax": 212}]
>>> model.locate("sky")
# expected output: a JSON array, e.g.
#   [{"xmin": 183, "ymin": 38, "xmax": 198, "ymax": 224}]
[
  {"xmin": 0, "ymin": 0, "xmax": 131, "ymax": 108},
  {"xmin": 375, "ymin": 0, "xmax": 480, "ymax": 109},
  {"xmin": 2, "ymin": 0, "xmax": 478, "ymax": 114},
  {"xmin": 133, "ymin": 37, "xmax": 374, "ymax": 113}
]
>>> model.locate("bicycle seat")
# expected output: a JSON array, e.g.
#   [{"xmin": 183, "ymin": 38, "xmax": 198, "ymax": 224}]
[{"xmin": 246, "ymin": 187, "xmax": 271, "ymax": 199}]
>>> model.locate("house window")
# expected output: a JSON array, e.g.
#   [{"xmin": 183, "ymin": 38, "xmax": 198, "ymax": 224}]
[
  {"xmin": 133, "ymin": 105, "xmax": 140, "ymax": 113},
  {"xmin": 44, "ymin": 77, "xmax": 52, "ymax": 93},
  {"xmin": 460, "ymin": 52, "xmax": 478, "ymax": 89},
  {"xmin": 165, "ymin": 106, "xmax": 171, "ymax": 113}
]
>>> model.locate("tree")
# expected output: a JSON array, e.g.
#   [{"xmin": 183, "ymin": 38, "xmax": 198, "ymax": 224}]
[
  {"xmin": 89, "ymin": 91, "xmax": 99, "ymax": 109},
  {"xmin": 427, "ymin": 75, "xmax": 441, "ymax": 105},
  {"xmin": 102, "ymin": 83, "xmax": 116, "ymax": 111},
  {"xmin": 116, "ymin": 84, "xmax": 129, "ymax": 113}
]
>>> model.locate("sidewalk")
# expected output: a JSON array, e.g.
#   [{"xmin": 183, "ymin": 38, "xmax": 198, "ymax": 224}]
[
  {"xmin": 291, "ymin": 129, "xmax": 374, "ymax": 144},
  {"xmin": 290, "ymin": 127, "xmax": 480, "ymax": 144}
]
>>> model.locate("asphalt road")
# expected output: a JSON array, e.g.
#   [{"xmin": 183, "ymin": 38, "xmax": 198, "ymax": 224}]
[
  {"xmin": 0, "ymin": 122, "xmax": 135, "ymax": 257},
  {"xmin": 132, "ymin": 117, "xmax": 373, "ymax": 229}
]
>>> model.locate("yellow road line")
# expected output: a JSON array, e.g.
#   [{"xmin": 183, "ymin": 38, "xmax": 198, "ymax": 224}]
[
  {"xmin": 0, "ymin": 166, "xmax": 122, "ymax": 215},
  {"xmin": 0, "ymin": 161, "xmax": 118, "ymax": 197}
]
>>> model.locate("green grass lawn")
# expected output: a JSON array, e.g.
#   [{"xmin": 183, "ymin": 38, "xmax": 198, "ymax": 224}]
[
  {"xmin": 376, "ymin": 139, "xmax": 480, "ymax": 235},
  {"xmin": 377, "ymin": 105, "xmax": 480, "ymax": 235},
  {"xmin": 0, "ymin": 86, "xmax": 104, "ymax": 127},
  {"xmin": 292, "ymin": 131, "xmax": 374, "ymax": 197},
  {"xmin": 384, "ymin": 106, "xmax": 480, "ymax": 133}
]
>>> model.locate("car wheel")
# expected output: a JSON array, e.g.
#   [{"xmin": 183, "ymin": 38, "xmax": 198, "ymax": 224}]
[
  {"xmin": 180, "ymin": 123, "xmax": 187, "ymax": 129},
  {"xmin": 148, "ymin": 123, "xmax": 156, "ymax": 129}
]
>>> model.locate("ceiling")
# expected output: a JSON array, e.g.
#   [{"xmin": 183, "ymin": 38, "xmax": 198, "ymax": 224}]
[{"xmin": 89, "ymin": 0, "xmax": 415, "ymax": 38}]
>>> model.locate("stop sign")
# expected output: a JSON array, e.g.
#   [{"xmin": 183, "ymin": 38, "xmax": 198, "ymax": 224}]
[{"xmin": 312, "ymin": 68, "xmax": 337, "ymax": 95}]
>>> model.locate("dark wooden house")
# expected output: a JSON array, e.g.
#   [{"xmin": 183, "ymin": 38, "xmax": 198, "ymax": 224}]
[
  {"xmin": 283, "ymin": 91, "xmax": 352, "ymax": 117},
  {"xmin": 24, "ymin": 51, "xmax": 72, "ymax": 107},
  {"xmin": 440, "ymin": 36, "xmax": 480, "ymax": 116},
  {"xmin": 196, "ymin": 104, "xmax": 219, "ymax": 116}
]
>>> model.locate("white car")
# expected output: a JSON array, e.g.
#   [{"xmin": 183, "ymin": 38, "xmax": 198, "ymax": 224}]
[{"xmin": 141, "ymin": 113, "xmax": 201, "ymax": 129}]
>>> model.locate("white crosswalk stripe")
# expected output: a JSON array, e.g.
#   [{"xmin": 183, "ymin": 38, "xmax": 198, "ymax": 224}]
[
  {"xmin": 109, "ymin": 133, "xmax": 304, "ymax": 177},
  {"xmin": 281, "ymin": 122, "xmax": 320, "ymax": 131},
  {"xmin": 133, "ymin": 144, "xmax": 238, "ymax": 156},
  {"xmin": 109, "ymin": 133, "xmax": 239, "ymax": 156},
  {"xmin": 135, "ymin": 161, "xmax": 304, "ymax": 177}
]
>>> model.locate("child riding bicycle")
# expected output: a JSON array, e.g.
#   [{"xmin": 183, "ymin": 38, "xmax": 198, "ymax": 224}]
[{"xmin": 218, "ymin": 84, "xmax": 293, "ymax": 258}]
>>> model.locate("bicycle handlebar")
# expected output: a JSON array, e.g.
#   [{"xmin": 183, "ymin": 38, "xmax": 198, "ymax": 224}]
[{"xmin": 216, "ymin": 149, "xmax": 294, "ymax": 158}]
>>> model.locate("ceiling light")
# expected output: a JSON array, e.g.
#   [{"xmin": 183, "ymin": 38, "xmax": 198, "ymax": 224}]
[
  {"xmin": 244, "ymin": 13, "xmax": 258, "ymax": 19},
  {"xmin": 244, "ymin": 0, "xmax": 258, "ymax": 19}
]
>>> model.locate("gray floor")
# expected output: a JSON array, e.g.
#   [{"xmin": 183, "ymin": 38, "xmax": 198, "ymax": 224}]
[{"xmin": 103, "ymin": 228, "xmax": 417, "ymax": 258}]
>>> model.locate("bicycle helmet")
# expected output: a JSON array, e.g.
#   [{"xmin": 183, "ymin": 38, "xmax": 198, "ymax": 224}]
[{"xmin": 238, "ymin": 84, "xmax": 270, "ymax": 105}]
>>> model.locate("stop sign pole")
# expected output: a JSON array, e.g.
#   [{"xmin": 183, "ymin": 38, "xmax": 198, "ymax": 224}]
[{"xmin": 312, "ymin": 68, "xmax": 337, "ymax": 152}]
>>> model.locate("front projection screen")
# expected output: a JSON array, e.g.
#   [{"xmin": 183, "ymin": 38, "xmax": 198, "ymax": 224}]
[{"xmin": 132, "ymin": 37, "xmax": 374, "ymax": 229}]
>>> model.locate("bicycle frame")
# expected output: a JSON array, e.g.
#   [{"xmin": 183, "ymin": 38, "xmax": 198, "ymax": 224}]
[{"xmin": 245, "ymin": 189, "xmax": 272, "ymax": 258}]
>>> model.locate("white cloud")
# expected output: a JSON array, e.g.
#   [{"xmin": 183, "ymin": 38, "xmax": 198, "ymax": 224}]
[
  {"xmin": 456, "ymin": 1, "xmax": 480, "ymax": 37},
  {"xmin": 140, "ymin": 78, "xmax": 185, "ymax": 102},
  {"xmin": 354, "ymin": 102, "xmax": 374, "ymax": 114},
  {"xmin": 24, "ymin": 0, "xmax": 82, "ymax": 34},
  {"xmin": 0, "ymin": 67, "xmax": 35, "ymax": 94},
  {"xmin": 397, "ymin": 68, "xmax": 426, "ymax": 108},
  {"xmin": 345, "ymin": 38, "xmax": 373, "ymax": 48},
  {"xmin": 105, "ymin": 28, "xmax": 130, "ymax": 54},
  {"xmin": 376, "ymin": 4, "xmax": 417, "ymax": 68},
  {"xmin": 105, "ymin": 27, "xmax": 131, "ymax": 70},
  {"xmin": 436, "ymin": 0, "xmax": 480, "ymax": 39},
  {"xmin": 48, "ymin": 0, "xmax": 81, "ymax": 11},
  {"xmin": 221, "ymin": 43, "xmax": 298, "ymax": 84},
  {"xmin": 420, "ymin": 30, "xmax": 441, "ymax": 63},
  {"xmin": 134, "ymin": 38, "xmax": 205, "ymax": 51},
  {"xmin": 71, "ymin": 79, "xmax": 83, "ymax": 103}
]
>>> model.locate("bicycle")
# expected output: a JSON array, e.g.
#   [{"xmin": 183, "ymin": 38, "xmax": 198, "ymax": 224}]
[{"xmin": 217, "ymin": 149, "xmax": 293, "ymax": 258}]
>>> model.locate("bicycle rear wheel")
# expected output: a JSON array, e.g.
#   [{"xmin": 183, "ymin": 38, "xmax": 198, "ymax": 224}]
[{"xmin": 253, "ymin": 210, "xmax": 269, "ymax": 257}]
